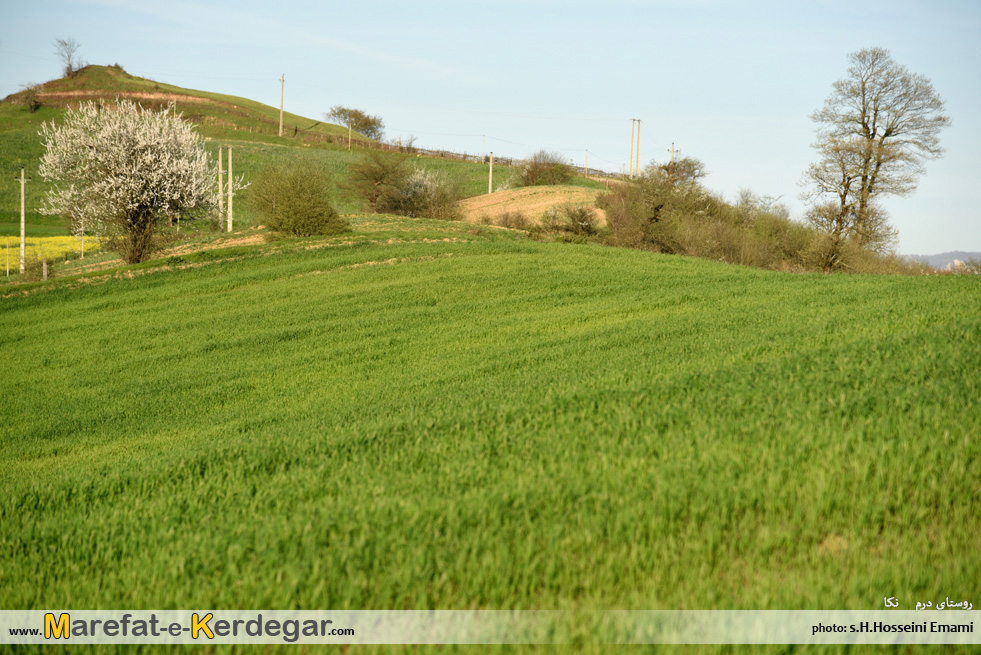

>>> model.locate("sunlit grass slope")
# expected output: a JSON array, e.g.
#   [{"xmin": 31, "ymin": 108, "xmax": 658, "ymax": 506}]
[
  {"xmin": 1, "ymin": 65, "xmax": 544, "ymax": 237},
  {"xmin": 1, "ymin": 218, "xmax": 979, "ymax": 652},
  {"xmin": 0, "ymin": 65, "xmax": 350, "ymax": 231}
]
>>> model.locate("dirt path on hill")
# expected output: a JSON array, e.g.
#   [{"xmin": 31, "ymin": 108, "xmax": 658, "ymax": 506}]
[
  {"xmin": 459, "ymin": 185, "xmax": 607, "ymax": 226},
  {"xmin": 37, "ymin": 90, "xmax": 219, "ymax": 105}
]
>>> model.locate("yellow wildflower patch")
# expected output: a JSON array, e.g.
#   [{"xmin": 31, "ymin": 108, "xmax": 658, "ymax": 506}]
[{"xmin": 1, "ymin": 236, "xmax": 102, "ymax": 267}]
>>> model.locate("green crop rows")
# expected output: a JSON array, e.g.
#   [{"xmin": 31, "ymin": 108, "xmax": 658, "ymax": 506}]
[{"xmin": 1, "ymin": 217, "xmax": 979, "ymax": 653}]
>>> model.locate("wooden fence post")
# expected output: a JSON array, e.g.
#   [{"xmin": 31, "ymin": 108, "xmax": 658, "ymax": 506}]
[
  {"xmin": 227, "ymin": 147, "xmax": 233, "ymax": 233},
  {"xmin": 217, "ymin": 147, "xmax": 224, "ymax": 233}
]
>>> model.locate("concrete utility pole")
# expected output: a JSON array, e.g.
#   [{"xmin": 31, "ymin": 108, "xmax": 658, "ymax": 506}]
[
  {"xmin": 668, "ymin": 142, "xmax": 680, "ymax": 166},
  {"xmin": 585, "ymin": 150, "xmax": 588, "ymax": 177},
  {"xmin": 17, "ymin": 168, "xmax": 30, "ymax": 274},
  {"xmin": 217, "ymin": 147, "xmax": 225, "ymax": 232},
  {"xmin": 634, "ymin": 119, "xmax": 641, "ymax": 178},
  {"xmin": 226, "ymin": 147, "xmax": 233, "ymax": 233},
  {"xmin": 629, "ymin": 119, "xmax": 636, "ymax": 179},
  {"xmin": 488, "ymin": 152, "xmax": 494, "ymax": 194},
  {"xmin": 278, "ymin": 74, "xmax": 285, "ymax": 137}
]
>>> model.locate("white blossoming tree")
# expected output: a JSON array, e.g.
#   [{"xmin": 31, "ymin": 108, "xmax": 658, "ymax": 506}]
[{"xmin": 39, "ymin": 99, "xmax": 224, "ymax": 263}]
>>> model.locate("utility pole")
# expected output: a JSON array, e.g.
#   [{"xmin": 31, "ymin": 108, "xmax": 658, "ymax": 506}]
[
  {"xmin": 585, "ymin": 150, "xmax": 589, "ymax": 178},
  {"xmin": 17, "ymin": 168, "xmax": 30, "ymax": 274},
  {"xmin": 634, "ymin": 119, "xmax": 641, "ymax": 178},
  {"xmin": 278, "ymin": 74, "xmax": 285, "ymax": 137},
  {"xmin": 348, "ymin": 123, "xmax": 352, "ymax": 150},
  {"xmin": 227, "ymin": 147, "xmax": 233, "ymax": 233},
  {"xmin": 217, "ymin": 147, "xmax": 225, "ymax": 233},
  {"xmin": 629, "ymin": 119, "xmax": 636, "ymax": 179},
  {"xmin": 488, "ymin": 152, "xmax": 494, "ymax": 194},
  {"xmin": 667, "ymin": 143, "xmax": 681, "ymax": 179}
]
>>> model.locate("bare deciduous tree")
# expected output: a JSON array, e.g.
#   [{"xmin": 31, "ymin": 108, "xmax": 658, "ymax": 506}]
[
  {"xmin": 54, "ymin": 37, "xmax": 83, "ymax": 78},
  {"xmin": 802, "ymin": 47, "xmax": 950, "ymax": 266}
]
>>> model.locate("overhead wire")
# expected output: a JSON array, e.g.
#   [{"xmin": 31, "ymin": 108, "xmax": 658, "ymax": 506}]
[{"xmin": 2, "ymin": 56, "xmax": 647, "ymax": 173}]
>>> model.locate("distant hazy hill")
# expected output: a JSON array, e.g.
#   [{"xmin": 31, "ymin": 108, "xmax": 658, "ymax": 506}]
[{"xmin": 907, "ymin": 251, "xmax": 981, "ymax": 270}]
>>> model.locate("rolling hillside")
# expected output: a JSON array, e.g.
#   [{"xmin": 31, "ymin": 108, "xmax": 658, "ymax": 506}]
[
  {"xmin": 0, "ymin": 65, "xmax": 332, "ymax": 232},
  {"xmin": 8, "ymin": 63, "xmax": 352, "ymax": 142},
  {"xmin": 2, "ymin": 212, "xmax": 980, "ymax": 653},
  {"xmin": 1, "ymin": 65, "xmax": 560, "ymax": 238},
  {"xmin": 1, "ymin": 64, "xmax": 979, "ymax": 653}
]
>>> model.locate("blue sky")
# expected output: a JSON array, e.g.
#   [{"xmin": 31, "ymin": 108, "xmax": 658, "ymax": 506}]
[{"xmin": 2, "ymin": 0, "xmax": 978, "ymax": 255}]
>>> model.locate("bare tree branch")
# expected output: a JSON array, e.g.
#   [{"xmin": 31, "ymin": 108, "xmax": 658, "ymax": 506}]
[
  {"xmin": 54, "ymin": 37, "xmax": 83, "ymax": 78},
  {"xmin": 802, "ymin": 47, "xmax": 950, "ymax": 265}
]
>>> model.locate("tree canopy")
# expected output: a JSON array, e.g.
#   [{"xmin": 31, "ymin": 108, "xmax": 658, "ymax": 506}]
[
  {"xmin": 325, "ymin": 105, "xmax": 385, "ymax": 141},
  {"xmin": 39, "ymin": 100, "xmax": 222, "ymax": 263},
  {"xmin": 802, "ymin": 47, "xmax": 950, "ymax": 265}
]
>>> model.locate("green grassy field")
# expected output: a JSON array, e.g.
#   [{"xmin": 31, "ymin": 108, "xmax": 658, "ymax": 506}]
[{"xmin": 1, "ymin": 215, "xmax": 978, "ymax": 652}]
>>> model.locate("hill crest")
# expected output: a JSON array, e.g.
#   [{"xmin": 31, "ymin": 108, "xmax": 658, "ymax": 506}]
[{"xmin": 3, "ymin": 64, "xmax": 351, "ymax": 144}]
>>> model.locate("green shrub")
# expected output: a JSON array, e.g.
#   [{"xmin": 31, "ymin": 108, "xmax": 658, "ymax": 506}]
[
  {"xmin": 599, "ymin": 171, "xmax": 822, "ymax": 270},
  {"xmin": 376, "ymin": 168, "xmax": 461, "ymax": 220},
  {"xmin": 495, "ymin": 211, "xmax": 531, "ymax": 230},
  {"xmin": 347, "ymin": 151, "xmax": 410, "ymax": 210},
  {"xmin": 540, "ymin": 207, "xmax": 564, "ymax": 233},
  {"xmin": 562, "ymin": 204, "xmax": 599, "ymax": 236},
  {"xmin": 20, "ymin": 83, "xmax": 42, "ymax": 113},
  {"xmin": 515, "ymin": 151, "xmax": 574, "ymax": 187},
  {"xmin": 533, "ymin": 204, "xmax": 601, "ymax": 240},
  {"xmin": 249, "ymin": 162, "xmax": 349, "ymax": 237},
  {"xmin": 21, "ymin": 256, "xmax": 51, "ymax": 281}
]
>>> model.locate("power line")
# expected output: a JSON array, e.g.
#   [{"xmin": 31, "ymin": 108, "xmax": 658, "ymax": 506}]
[
  {"xmin": 388, "ymin": 129, "xmax": 484, "ymax": 139},
  {"xmin": 1, "ymin": 54, "xmax": 634, "ymax": 173},
  {"xmin": 0, "ymin": 48, "xmax": 60, "ymax": 64}
]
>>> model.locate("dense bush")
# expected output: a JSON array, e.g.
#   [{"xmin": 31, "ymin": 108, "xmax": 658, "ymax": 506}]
[
  {"xmin": 347, "ymin": 152, "xmax": 461, "ymax": 221},
  {"xmin": 598, "ymin": 164, "xmax": 921, "ymax": 274},
  {"xmin": 347, "ymin": 151, "xmax": 410, "ymax": 211},
  {"xmin": 529, "ymin": 204, "xmax": 603, "ymax": 243},
  {"xmin": 500, "ymin": 211, "xmax": 531, "ymax": 230},
  {"xmin": 599, "ymin": 167, "xmax": 810, "ymax": 269},
  {"xmin": 19, "ymin": 83, "xmax": 42, "ymax": 113},
  {"xmin": 515, "ymin": 150, "xmax": 575, "ymax": 187},
  {"xmin": 249, "ymin": 162, "xmax": 349, "ymax": 237},
  {"xmin": 561, "ymin": 204, "xmax": 600, "ymax": 236},
  {"xmin": 647, "ymin": 156, "xmax": 707, "ymax": 186},
  {"xmin": 490, "ymin": 211, "xmax": 531, "ymax": 230},
  {"xmin": 376, "ymin": 169, "xmax": 461, "ymax": 220},
  {"xmin": 21, "ymin": 256, "xmax": 51, "ymax": 281}
]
